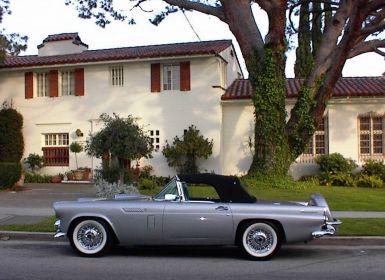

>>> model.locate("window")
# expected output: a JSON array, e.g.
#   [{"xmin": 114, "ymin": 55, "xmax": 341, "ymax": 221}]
[
  {"xmin": 42, "ymin": 133, "xmax": 69, "ymax": 166},
  {"xmin": 61, "ymin": 71, "xmax": 75, "ymax": 96},
  {"xmin": 36, "ymin": 73, "xmax": 49, "ymax": 97},
  {"xmin": 299, "ymin": 117, "xmax": 328, "ymax": 162},
  {"xmin": 359, "ymin": 115, "xmax": 384, "ymax": 160},
  {"xmin": 149, "ymin": 130, "xmax": 160, "ymax": 151},
  {"xmin": 163, "ymin": 64, "xmax": 180, "ymax": 90},
  {"xmin": 110, "ymin": 66, "xmax": 124, "ymax": 86},
  {"xmin": 220, "ymin": 60, "xmax": 228, "ymax": 89}
]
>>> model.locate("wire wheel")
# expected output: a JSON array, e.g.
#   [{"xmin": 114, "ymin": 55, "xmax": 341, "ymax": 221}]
[
  {"xmin": 241, "ymin": 222, "xmax": 280, "ymax": 260},
  {"xmin": 70, "ymin": 219, "xmax": 111, "ymax": 257}
]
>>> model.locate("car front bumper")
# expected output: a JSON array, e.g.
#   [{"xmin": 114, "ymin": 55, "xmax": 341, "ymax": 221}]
[{"xmin": 54, "ymin": 219, "xmax": 66, "ymax": 238}]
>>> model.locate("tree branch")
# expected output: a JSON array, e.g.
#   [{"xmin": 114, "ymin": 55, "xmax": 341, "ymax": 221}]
[
  {"xmin": 162, "ymin": 0, "xmax": 225, "ymax": 21},
  {"xmin": 349, "ymin": 38, "xmax": 385, "ymax": 58}
]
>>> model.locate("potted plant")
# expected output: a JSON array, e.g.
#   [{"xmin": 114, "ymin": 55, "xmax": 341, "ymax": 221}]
[
  {"xmin": 51, "ymin": 174, "xmax": 63, "ymax": 183},
  {"xmin": 70, "ymin": 142, "xmax": 83, "ymax": 180}
]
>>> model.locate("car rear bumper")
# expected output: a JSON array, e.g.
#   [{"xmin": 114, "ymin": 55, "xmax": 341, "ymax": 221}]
[{"xmin": 312, "ymin": 219, "xmax": 342, "ymax": 238}]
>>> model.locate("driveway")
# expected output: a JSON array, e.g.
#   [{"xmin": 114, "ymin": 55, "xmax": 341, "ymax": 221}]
[{"xmin": 0, "ymin": 183, "xmax": 95, "ymax": 225}]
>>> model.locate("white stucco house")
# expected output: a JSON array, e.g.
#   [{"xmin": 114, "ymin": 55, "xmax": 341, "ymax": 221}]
[{"xmin": 1, "ymin": 33, "xmax": 384, "ymax": 179}]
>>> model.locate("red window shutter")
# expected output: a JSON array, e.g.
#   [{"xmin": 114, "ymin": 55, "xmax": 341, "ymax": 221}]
[
  {"xmin": 180, "ymin": 61, "xmax": 191, "ymax": 91},
  {"xmin": 74, "ymin": 68, "xmax": 84, "ymax": 96},
  {"xmin": 151, "ymin": 63, "xmax": 161, "ymax": 93},
  {"xmin": 25, "ymin": 72, "xmax": 34, "ymax": 99},
  {"xmin": 49, "ymin": 70, "xmax": 59, "ymax": 97}
]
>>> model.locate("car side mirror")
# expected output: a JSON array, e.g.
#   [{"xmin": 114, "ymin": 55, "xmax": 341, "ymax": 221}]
[{"xmin": 164, "ymin": 194, "xmax": 177, "ymax": 201}]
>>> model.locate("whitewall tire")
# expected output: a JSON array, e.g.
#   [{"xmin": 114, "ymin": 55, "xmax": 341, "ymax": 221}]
[
  {"xmin": 70, "ymin": 219, "xmax": 112, "ymax": 257},
  {"xmin": 241, "ymin": 222, "xmax": 280, "ymax": 260}
]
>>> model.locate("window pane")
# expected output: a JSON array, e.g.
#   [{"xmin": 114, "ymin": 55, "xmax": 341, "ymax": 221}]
[
  {"xmin": 373, "ymin": 117, "xmax": 383, "ymax": 131},
  {"xmin": 373, "ymin": 134, "xmax": 383, "ymax": 154},
  {"xmin": 360, "ymin": 117, "xmax": 370, "ymax": 131},
  {"xmin": 111, "ymin": 66, "xmax": 124, "ymax": 86},
  {"xmin": 163, "ymin": 64, "xmax": 180, "ymax": 90},
  {"xmin": 360, "ymin": 134, "xmax": 370, "ymax": 154},
  {"xmin": 61, "ymin": 71, "xmax": 74, "ymax": 95}
]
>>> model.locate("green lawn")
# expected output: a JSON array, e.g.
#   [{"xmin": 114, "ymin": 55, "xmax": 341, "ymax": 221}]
[{"xmin": 248, "ymin": 186, "xmax": 385, "ymax": 211}]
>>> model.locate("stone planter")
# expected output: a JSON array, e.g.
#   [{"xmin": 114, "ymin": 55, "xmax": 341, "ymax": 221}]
[
  {"xmin": 51, "ymin": 175, "xmax": 62, "ymax": 183},
  {"xmin": 73, "ymin": 170, "xmax": 84, "ymax": 181}
]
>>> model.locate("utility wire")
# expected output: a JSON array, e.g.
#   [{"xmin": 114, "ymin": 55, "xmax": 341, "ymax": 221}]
[{"xmin": 181, "ymin": 9, "xmax": 201, "ymax": 41}]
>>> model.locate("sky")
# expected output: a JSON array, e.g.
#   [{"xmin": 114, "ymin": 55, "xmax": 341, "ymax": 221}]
[{"xmin": 2, "ymin": 0, "xmax": 384, "ymax": 78}]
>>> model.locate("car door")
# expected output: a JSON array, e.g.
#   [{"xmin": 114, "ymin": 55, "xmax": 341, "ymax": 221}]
[{"xmin": 162, "ymin": 201, "xmax": 234, "ymax": 245}]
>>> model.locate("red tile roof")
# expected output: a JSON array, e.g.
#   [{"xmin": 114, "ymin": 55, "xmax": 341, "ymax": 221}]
[
  {"xmin": 0, "ymin": 40, "xmax": 232, "ymax": 69},
  {"xmin": 37, "ymin": 32, "xmax": 88, "ymax": 49},
  {"xmin": 222, "ymin": 77, "xmax": 385, "ymax": 100}
]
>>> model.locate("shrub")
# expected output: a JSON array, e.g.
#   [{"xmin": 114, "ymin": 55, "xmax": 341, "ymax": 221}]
[
  {"xmin": 318, "ymin": 172, "xmax": 355, "ymax": 187},
  {"xmin": 140, "ymin": 165, "xmax": 153, "ymax": 179},
  {"xmin": 24, "ymin": 173, "xmax": 52, "ymax": 183},
  {"xmin": 0, "ymin": 104, "xmax": 24, "ymax": 162},
  {"xmin": 94, "ymin": 179, "xmax": 139, "ymax": 199},
  {"xmin": 94, "ymin": 165, "xmax": 138, "ymax": 184},
  {"xmin": 0, "ymin": 162, "xmax": 22, "ymax": 189},
  {"xmin": 356, "ymin": 174, "xmax": 384, "ymax": 188},
  {"xmin": 362, "ymin": 160, "xmax": 385, "ymax": 181},
  {"xmin": 69, "ymin": 142, "xmax": 83, "ymax": 170},
  {"xmin": 162, "ymin": 125, "xmax": 213, "ymax": 174},
  {"xmin": 315, "ymin": 153, "xmax": 357, "ymax": 175},
  {"xmin": 23, "ymin": 153, "xmax": 44, "ymax": 173},
  {"xmin": 138, "ymin": 178, "xmax": 157, "ymax": 190}
]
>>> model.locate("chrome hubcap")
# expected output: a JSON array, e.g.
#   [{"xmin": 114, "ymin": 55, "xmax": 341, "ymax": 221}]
[
  {"xmin": 246, "ymin": 228, "xmax": 274, "ymax": 254},
  {"xmin": 77, "ymin": 224, "xmax": 104, "ymax": 250}
]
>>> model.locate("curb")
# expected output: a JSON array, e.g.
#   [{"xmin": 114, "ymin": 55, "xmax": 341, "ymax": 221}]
[
  {"xmin": 0, "ymin": 231, "xmax": 58, "ymax": 242},
  {"xmin": 2, "ymin": 231, "xmax": 385, "ymax": 246}
]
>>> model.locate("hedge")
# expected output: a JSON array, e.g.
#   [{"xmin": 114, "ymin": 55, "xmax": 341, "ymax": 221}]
[{"xmin": 0, "ymin": 162, "xmax": 22, "ymax": 189}]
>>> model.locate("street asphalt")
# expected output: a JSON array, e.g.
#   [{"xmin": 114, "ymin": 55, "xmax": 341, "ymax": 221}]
[{"xmin": 1, "ymin": 182, "xmax": 385, "ymax": 245}]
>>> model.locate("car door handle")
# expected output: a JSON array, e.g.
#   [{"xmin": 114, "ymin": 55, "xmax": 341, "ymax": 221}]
[{"xmin": 215, "ymin": 206, "xmax": 229, "ymax": 211}]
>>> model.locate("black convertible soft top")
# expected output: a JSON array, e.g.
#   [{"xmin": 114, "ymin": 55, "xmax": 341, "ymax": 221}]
[{"xmin": 177, "ymin": 173, "xmax": 256, "ymax": 203}]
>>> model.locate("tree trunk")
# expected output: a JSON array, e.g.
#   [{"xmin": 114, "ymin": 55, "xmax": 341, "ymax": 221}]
[{"xmin": 248, "ymin": 46, "xmax": 291, "ymax": 177}]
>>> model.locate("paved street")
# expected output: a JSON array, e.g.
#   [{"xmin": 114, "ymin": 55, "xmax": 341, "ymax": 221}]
[{"xmin": 0, "ymin": 240, "xmax": 385, "ymax": 280}]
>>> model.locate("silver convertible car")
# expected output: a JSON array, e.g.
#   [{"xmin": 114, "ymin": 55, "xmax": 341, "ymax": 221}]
[{"xmin": 53, "ymin": 173, "xmax": 341, "ymax": 260}]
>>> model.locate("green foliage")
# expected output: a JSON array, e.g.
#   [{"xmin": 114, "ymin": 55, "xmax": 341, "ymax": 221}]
[
  {"xmin": 86, "ymin": 113, "xmax": 153, "ymax": 183},
  {"xmin": 356, "ymin": 174, "xmax": 384, "ymax": 189},
  {"xmin": 315, "ymin": 153, "xmax": 357, "ymax": 175},
  {"xmin": 69, "ymin": 142, "xmax": 83, "ymax": 153},
  {"xmin": 162, "ymin": 125, "xmax": 213, "ymax": 174},
  {"xmin": 0, "ymin": 1, "xmax": 28, "ymax": 61},
  {"xmin": 86, "ymin": 113, "xmax": 152, "ymax": 162},
  {"xmin": 70, "ymin": 141, "xmax": 83, "ymax": 169},
  {"xmin": 0, "ymin": 162, "xmax": 21, "ymax": 189},
  {"xmin": 249, "ymin": 47, "xmax": 290, "ymax": 176},
  {"xmin": 0, "ymin": 103, "xmax": 24, "ymax": 162},
  {"xmin": 138, "ymin": 178, "xmax": 157, "ymax": 190},
  {"xmin": 318, "ymin": 172, "xmax": 355, "ymax": 187},
  {"xmin": 294, "ymin": 2, "xmax": 313, "ymax": 78},
  {"xmin": 23, "ymin": 153, "xmax": 44, "ymax": 173},
  {"xmin": 362, "ymin": 160, "xmax": 385, "ymax": 181},
  {"xmin": 24, "ymin": 173, "xmax": 52, "ymax": 184}
]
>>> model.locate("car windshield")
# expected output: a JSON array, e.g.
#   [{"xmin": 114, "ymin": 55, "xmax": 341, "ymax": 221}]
[{"xmin": 153, "ymin": 178, "xmax": 179, "ymax": 200}]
